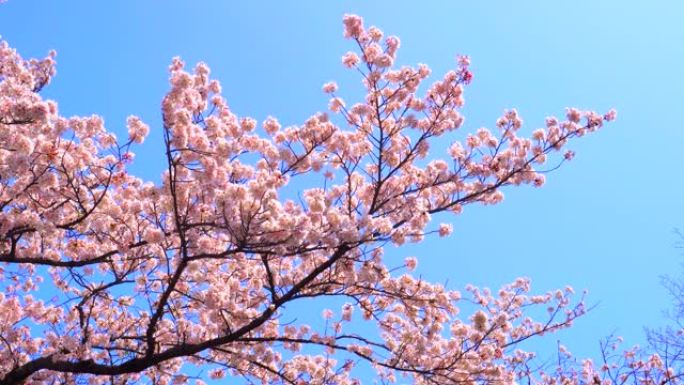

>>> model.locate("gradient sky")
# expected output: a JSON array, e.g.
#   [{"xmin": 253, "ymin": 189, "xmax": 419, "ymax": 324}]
[{"xmin": 1, "ymin": 0, "xmax": 683, "ymax": 372}]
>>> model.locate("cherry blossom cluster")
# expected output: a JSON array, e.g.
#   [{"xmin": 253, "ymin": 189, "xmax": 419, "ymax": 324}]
[{"xmin": 0, "ymin": 14, "xmax": 616, "ymax": 385}]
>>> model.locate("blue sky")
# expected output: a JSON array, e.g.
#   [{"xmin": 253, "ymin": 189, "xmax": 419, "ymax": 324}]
[{"xmin": 1, "ymin": 0, "xmax": 683, "ymax": 370}]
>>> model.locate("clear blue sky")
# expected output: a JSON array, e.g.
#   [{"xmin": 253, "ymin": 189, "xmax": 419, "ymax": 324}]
[{"xmin": 1, "ymin": 0, "xmax": 683, "ymax": 367}]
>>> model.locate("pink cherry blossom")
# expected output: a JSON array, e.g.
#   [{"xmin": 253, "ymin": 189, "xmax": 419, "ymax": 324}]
[
  {"xmin": 322, "ymin": 81, "xmax": 338, "ymax": 93},
  {"xmin": 262, "ymin": 116, "xmax": 281, "ymax": 135},
  {"xmin": 126, "ymin": 115, "xmax": 150, "ymax": 144},
  {"xmin": 341, "ymin": 51, "xmax": 360, "ymax": 68},
  {"xmin": 404, "ymin": 256, "xmax": 418, "ymax": 271},
  {"xmin": 604, "ymin": 108, "xmax": 617, "ymax": 121},
  {"xmin": 342, "ymin": 14, "xmax": 364, "ymax": 38},
  {"xmin": 439, "ymin": 223, "xmax": 454, "ymax": 237}
]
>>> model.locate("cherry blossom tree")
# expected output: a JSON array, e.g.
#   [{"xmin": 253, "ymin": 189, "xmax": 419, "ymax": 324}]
[
  {"xmin": 0, "ymin": 14, "xmax": 619, "ymax": 385},
  {"xmin": 513, "ymin": 253, "xmax": 684, "ymax": 385},
  {"xmin": 520, "ymin": 335, "xmax": 681, "ymax": 385},
  {"xmin": 637, "ymin": 256, "xmax": 684, "ymax": 385}
]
